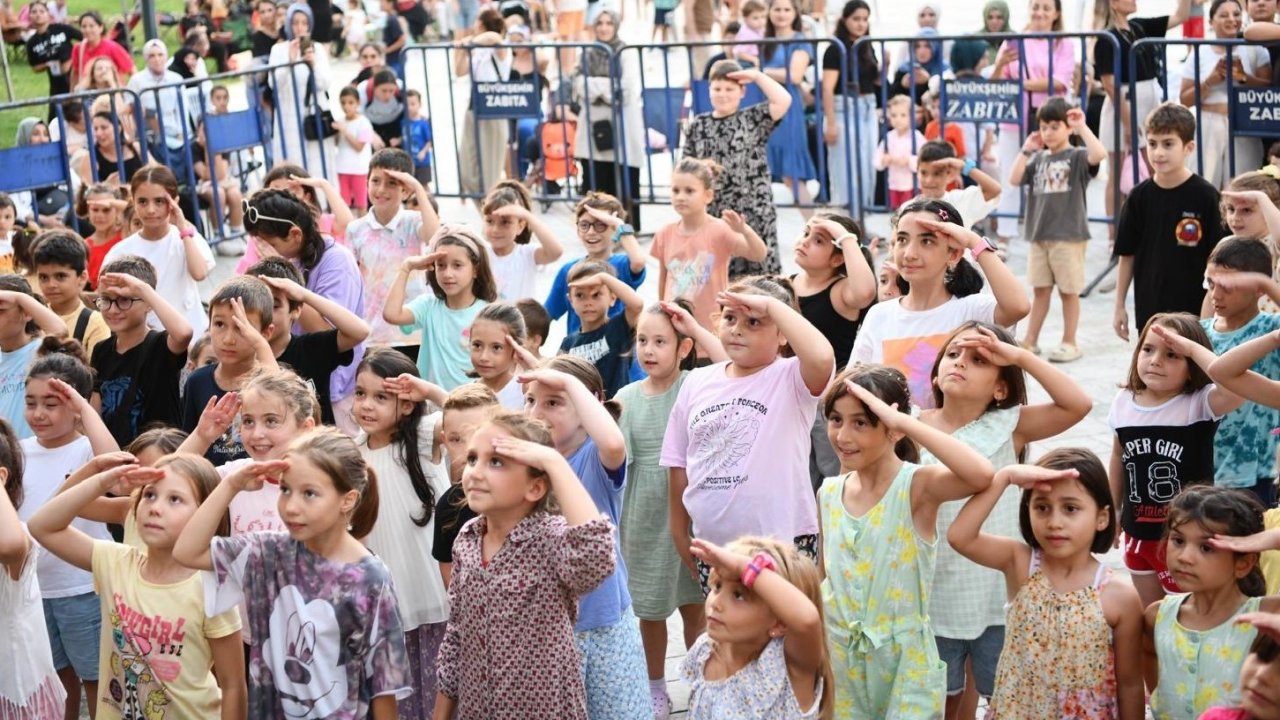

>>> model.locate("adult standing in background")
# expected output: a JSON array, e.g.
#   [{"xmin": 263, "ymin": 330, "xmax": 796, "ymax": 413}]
[
  {"xmin": 456, "ymin": 8, "xmax": 511, "ymax": 199},
  {"xmin": 128, "ymin": 40, "xmax": 192, "ymax": 187},
  {"xmin": 990, "ymin": 0, "xmax": 1078, "ymax": 242},
  {"xmin": 270, "ymin": 2, "xmax": 336, "ymax": 182},
  {"xmin": 574, "ymin": 11, "xmax": 644, "ymax": 229},
  {"xmin": 951, "ymin": 1, "xmax": 1011, "ymax": 76},
  {"xmin": 1094, "ymin": 0, "xmax": 1192, "ymax": 244},
  {"xmin": 68, "ymin": 10, "xmax": 133, "ymax": 90},
  {"xmin": 24, "ymin": 0, "xmax": 80, "ymax": 102},
  {"xmin": 822, "ymin": 0, "xmax": 880, "ymax": 214},
  {"xmin": 763, "ymin": 0, "xmax": 817, "ymax": 218}
]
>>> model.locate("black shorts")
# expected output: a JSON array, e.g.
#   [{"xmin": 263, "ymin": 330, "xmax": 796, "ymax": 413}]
[{"xmin": 654, "ymin": 6, "xmax": 672, "ymax": 25}]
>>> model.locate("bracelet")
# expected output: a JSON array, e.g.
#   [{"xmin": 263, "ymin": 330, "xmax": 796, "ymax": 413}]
[
  {"xmin": 179, "ymin": 226, "xmax": 195, "ymax": 240},
  {"xmin": 740, "ymin": 551, "xmax": 777, "ymax": 590},
  {"xmin": 1021, "ymin": 149, "xmax": 1035, "ymax": 158},
  {"xmin": 962, "ymin": 158, "xmax": 977, "ymax": 177}
]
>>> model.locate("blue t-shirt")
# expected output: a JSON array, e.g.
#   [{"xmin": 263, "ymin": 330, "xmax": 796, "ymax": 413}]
[
  {"xmin": 560, "ymin": 312, "xmax": 638, "ymax": 399},
  {"xmin": 407, "ymin": 117, "xmax": 432, "ymax": 164},
  {"xmin": 0, "ymin": 338, "xmax": 40, "ymax": 438},
  {"xmin": 401, "ymin": 294, "xmax": 487, "ymax": 390},
  {"xmin": 568, "ymin": 437, "xmax": 631, "ymax": 632},
  {"xmin": 544, "ymin": 254, "xmax": 646, "ymax": 336},
  {"xmin": 1202, "ymin": 312, "xmax": 1280, "ymax": 487}
]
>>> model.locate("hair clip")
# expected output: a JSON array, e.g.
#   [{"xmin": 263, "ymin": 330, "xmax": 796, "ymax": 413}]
[
  {"xmin": 1262, "ymin": 164, "xmax": 1280, "ymax": 181},
  {"xmin": 936, "ymin": 208, "xmax": 949, "ymax": 222}
]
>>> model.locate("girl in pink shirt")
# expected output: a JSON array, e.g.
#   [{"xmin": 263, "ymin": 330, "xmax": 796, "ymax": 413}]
[
  {"xmin": 650, "ymin": 158, "xmax": 767, "ymax": 332},
  {"xmin": 660, "ymin": 276, "xmax": 835, "ymax": 589},
  {"xmin": 874, "ymin": 95, "xmax": 927, "ymax": 209}
]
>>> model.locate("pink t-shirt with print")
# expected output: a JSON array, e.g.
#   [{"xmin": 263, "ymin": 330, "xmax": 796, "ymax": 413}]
[
  {"xmin": 650, "ymin": 217, "xmax": 738, "ymax": 331},
  {"xmin": 660, "ymin": 356, "xmax": 825, "ymax": 546}
]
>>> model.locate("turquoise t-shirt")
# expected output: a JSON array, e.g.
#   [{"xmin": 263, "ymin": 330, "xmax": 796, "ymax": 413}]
[
  {"xmin": 1202, "ymin": 312, "xmax": 1280, "ymax": 487},
  {"xmin": 0, "ymin": 338, "xmax": 40, "ymax": 439},
  {"xmin": 401, "ymin": 294, "xmax": 487, "ymax": 391}
]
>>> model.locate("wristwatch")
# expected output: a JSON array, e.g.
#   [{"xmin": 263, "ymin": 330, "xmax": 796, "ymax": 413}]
[
  {"xmin": 971, "ymin": 236, "xmax": 1000, "ymax": 260},
  {"xmin": 962, "ymin": 159, "xmax": 977, "ymax": 177},
  {"xmin": 612, "ymin": 223, "xmax": 634, "ymax": 243}
]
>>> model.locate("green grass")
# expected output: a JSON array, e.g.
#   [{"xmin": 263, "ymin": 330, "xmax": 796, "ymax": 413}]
[{"xmin": 0, "ymin": 0, "xmax": 186, "ymax": 144}]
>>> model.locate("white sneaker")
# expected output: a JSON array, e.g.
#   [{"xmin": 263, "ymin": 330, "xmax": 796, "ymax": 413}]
[{"xmin": 216, "ymin": 238, "xmax": 247, "ymax": 257}]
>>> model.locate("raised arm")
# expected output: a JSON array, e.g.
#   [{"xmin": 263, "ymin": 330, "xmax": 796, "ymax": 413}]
[
  {"xmin": 719, "ymin": 291, "xmax": 835, "ymax": 395},
  {"xmin": 580, "ymin": 272, "xmax": 645, "ymax": 329},
  {"xmin": 810, "ymin": 218, "xmax": 875, "ymax": 315},
  {"xmin": 261, "ymin": 275, "xmax": 370, "ymax": 352},
  {"xmin": 294, "ymin": 175, "xmax": 353, "ymax": 237},
  {"xmin": 493, "ymin": 204, "xmax": 565, "ymax": 266},
  {"xmin": 174, "ymin": 460, "xmax": 289, "ymax": 571},
  {"xmin": 495, "ymin": 438, "xmax": 602, "ymax": 525},
  {"xmin": 662, "ymin": 301, "xmax": 729, "ymax": 362},
  {"xmin": 1208, "ymin": 327, "xmax": 1280, "ymax": 409},
  {"xmin": 720, "ymin": 210, "xmax": 769, "ymax": 263},
  {"xmin": 1167, "ymin": 0, "xmax": 1194, "ymax": 29},
  {"xmin": 99, "ymin": 272, "xmax": 194, "ymax": 354},
  {"xmin": 386, "ymin": 169, "xmax": 439, "ymax": 245},
  {"xmin": 384, "ymin": 255, "xmax": 438, "ymax": 326},
  {"xmin": 29, "ymin": 462, "xmax": 161, "ymax": 571},
  {"xmin": 917, "ymin": 217, "xmax": 1030, "ymax": 327},
  {"xmin": 730, "ymin": 67, "xmax": 791, "ymax": 122},
  {"xmin": 1150, "ymin": 324, "xmax": 1245, "ymax": 417},
  {"xmin": 168, "ymin": 197, "xmax": 215, "ymax": 282},
  {"xmin": 521, "ymin": 369, "xmax": 627, "ymax": 471},
  {"xmin": 0, "ymin": 290, "xmax": 67, "ymax": 338},
  {"xmin": 176, "ymin": 392, "xmax": 241, "ymax": 458},
  {"xmin": 947, "ymin": 467, "xmax": 1033, "ymax": 580}
]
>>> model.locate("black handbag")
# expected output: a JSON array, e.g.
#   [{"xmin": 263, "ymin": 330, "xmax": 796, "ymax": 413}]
[
  {"xmin": 592, "ymin": 118, "xmax": 614, "ymax": 152},
  {"xmin": 301, "ymin": 67, "xmax": 337, "ymax": 141}
]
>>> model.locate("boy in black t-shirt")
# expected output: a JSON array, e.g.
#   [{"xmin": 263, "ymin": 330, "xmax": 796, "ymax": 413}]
[
  {"xmin": 559, "ymin": 261, "xmax": 643, "ymax": 399},
  {"xmin": 1113, "ymin": 102, "xmax": 1226, "ymax": 341},
  {"xmin": 91, "ymin": 255, "xmax": 194, "ymax": 447},
  {"xmin": 180, "ymin": 276, "xmax": 280, "ymax": 465},
  {"xmin": 244, "ymin": 257, "xmax": 370, "ymax": 425}
]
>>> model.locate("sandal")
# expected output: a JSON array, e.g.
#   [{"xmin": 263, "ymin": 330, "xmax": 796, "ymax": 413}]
[
  {"xmin": 1019, "ymin": 341, "xmax": 1041, "ymax": 355},
  {"xmin": 1049, "ymin": 344, "xmax": 1083, "ymax": 363}
]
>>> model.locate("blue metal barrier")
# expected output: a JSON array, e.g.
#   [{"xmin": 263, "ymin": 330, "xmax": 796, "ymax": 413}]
[
  {"xmin": 1126, "ymin": 37, "xmax": 1280, "ymax": 187},
  {"xmin": 404, "ymin": 41, "xmax": 617, "ymax": 206},
  {"xmin": 852, "ymin": 31, "xmax": 1122, "ymax": 227},
  {"xmin": 617, "ymin": 39, "xmax": 849, "ymax": 215}
]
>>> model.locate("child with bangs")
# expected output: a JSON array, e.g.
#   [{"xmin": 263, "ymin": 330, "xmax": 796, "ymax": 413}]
[
  {"xmin": 948, "ymin": 448, "xmax": 1145, "ymax": 718},
  {"xmin": 545, "ymin": 192, "xmax": 646, "ymax": 336},
  {"xmin": 481, "ymin": 180, "xmax": 564, "ymax": 302},
  {"xmin": 431, "ymin": 384, "xmax": 500, "ymax": 585},
  {"xmin": 1111, "ymin": 313, "xmax": 1244, "ymax": 608}
]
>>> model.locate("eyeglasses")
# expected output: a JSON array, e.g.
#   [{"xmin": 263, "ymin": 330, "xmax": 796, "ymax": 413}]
[
  {"xmin": 242, "ymin": 199, "xmax": 299, "ymax": 228},
  {"xmin": 577, "ymin": 220, "xmax": 611, "ymax": 234},
  {"xmin": 95, "ymin": 296, "xmax": 137, "ymax": 311}
]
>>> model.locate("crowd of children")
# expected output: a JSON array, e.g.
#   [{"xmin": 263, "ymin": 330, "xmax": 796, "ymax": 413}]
[{"xmin": 15, "ymin": 8, "xmax": 1280, "ymax": 716}]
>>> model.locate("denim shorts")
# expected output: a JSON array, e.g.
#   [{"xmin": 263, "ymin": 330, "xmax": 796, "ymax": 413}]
[
  {"xmin": 935, "ymin": 625, "xmax": 1005, "ymax": 697},
  {"xmin": 44, "ymin": 591, "xmax": 102, "ymax": 679}
]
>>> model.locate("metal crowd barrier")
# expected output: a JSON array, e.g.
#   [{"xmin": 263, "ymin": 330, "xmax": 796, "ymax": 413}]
[
  {"xmin": 852, "ymin": 31, "xmax": 1122, "ymax": 226},
  {"xmin": 0, "ymin": 60, "xmax": 321, "ymax": 244},
  {"xmin": 404, "ymin": 41, "xmax": 618, "ymax": 206}
]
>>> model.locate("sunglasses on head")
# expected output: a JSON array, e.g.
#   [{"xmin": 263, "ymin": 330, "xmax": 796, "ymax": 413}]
[{"xmin": 242, "ymin": 199, "xmax": 298, "ymax": 228}]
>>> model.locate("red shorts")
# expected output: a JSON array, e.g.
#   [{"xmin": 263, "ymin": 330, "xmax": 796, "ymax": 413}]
[
  {"xmin": 1124, "ymin": 536, "xmax": 1182, "ymax": 593},
  {"xmin": 338, "ymin": 173, "xmax": 368, "ymax": 211},
  {"xmin": 889, "ymin": 188, "xmax": 915, "ymax": 210}
]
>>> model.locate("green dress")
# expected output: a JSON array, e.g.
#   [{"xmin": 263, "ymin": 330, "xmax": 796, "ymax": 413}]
[
  {"xmin": 819, "ymin": 462, "xmax": 947, "ymax": 719},
  {"xmin": 617, "ymin": 374, "xmax": 705, "ymax": 620}
]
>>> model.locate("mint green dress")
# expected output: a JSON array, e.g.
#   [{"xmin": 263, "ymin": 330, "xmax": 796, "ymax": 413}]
[
  {"xmin": 819, "ymin": 462, "xmax": 947, "ymax": 719},
  {"xmin": 617, "ymin": 374, "xmax": 705, "ymax": 620},
  {"xmin": 1150, "ymin": 593, "xmax": 1261, "ymax": 720}
]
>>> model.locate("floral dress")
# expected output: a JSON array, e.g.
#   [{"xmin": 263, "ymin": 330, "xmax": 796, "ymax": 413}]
[
  {"xmin": 1150, "ymin": 594, "xmax": 1260, "ymax": 720},
  {"xmin": 682, "ymin": 102, "xmax": 782, "ymax": 278},
  {"xmin": 818, "ymin": 462, "xmax": 946, "ymax": 719},
  {"xmin": 681, "ymin": 634, "xmax": 823, "ymax": 719},
  {"xmin": 986, "ymin": 550, "xmax": 1117, "ymax": 719}
]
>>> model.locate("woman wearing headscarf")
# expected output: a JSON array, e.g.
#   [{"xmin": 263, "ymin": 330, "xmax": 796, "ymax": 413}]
[
  {"xmin": 573, "ymin": 10, "xmax": 644, "ymax": 228},
  {"xmin": 455, "ymin": 7, "xmax": 510, "ymax": 199},
  {"xmin": 951, "ymin": 1, "xmax": 1011, "ymax": 76},
  {"xmin": 891, "ymin": 26, "xmax": 948, "ymax": 102},
  {"xmin": 269, "ymin": 1, "xmax": 335, "ymax": 181},
  {"xmin": 13, "ymin": 118, "xmax": 72, "ymax": 226},
  {"xmin": 990, "ymin": 0, "xmax": 1079, "ymax": 240}
]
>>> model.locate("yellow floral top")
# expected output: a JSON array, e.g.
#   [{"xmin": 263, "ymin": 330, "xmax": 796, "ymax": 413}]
[{"xmin": 1150, "ymin": 593, "xmax": 1260, "ymax": 720}]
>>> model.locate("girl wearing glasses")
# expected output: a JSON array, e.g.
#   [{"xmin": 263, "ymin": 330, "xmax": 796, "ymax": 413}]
[{"xmin": 543, "ymin": 192, "xmax": 647, "ymax": 337}]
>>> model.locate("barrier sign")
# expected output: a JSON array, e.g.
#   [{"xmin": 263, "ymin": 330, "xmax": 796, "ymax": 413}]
[
  {"xmin": 1231, "ymin": 87, "xmax": 1280, "ymax": 137},
  {"xmin": 472, "ymin": 77, "xmax": 541, "ymax": 119},
  {"xmin": 941, "ymin": 79, "xmax": 1022, "ymax": 123}
]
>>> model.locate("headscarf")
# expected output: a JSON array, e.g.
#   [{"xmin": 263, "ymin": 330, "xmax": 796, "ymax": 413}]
[
  {"xmin": 170, "ymin": 47, "xmax": 198, "ymax": 79},
  {"xmin": 284, "ymin": 1, "xmax": 313, "ymax": 40},
  {"xmin": 585, "ymin": 10, "xmax": 624, "ymax": 77},
  {"xmin": 952, "ymin": 0, "xmax": 1010, "ymax": 72},
  {"xmin": 917, "ymin": 1, "xmax": 940, "ymax": 25},
  {"xmin": 899, "ymin": 27, "xmax": 948, "ymax": 76},
  {"xmin": 15, "ymin": 117, "xmax": 44, "ymax": 147}
]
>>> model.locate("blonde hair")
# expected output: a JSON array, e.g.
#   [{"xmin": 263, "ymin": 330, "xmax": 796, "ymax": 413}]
[
  {"xmin": 722, "ymin": 536, "xmax": 834, "ymax": 720},
  {"xmin": 140, "ymin": 454, "xmax": 228, "ymax": 536},
  {"xmin": 240, "ymin": 368, "xmax": 321, "ymax": 426}
]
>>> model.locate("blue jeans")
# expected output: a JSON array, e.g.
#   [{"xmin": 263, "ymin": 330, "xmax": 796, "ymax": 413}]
[
  {"xmin": 936, "ymin": 625, "xmax": 1006, "ymax": 697},
  {"xmin": 44, "ymin": 591, "xmax": 102, "ymax": 679},
  {"xmin": 827, "ymin": 93, "xmax": 878, "ymax": 214}
]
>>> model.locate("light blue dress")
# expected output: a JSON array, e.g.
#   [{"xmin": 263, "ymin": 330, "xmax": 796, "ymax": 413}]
[{"xmin": 764, "ymin": 36, "xmax": 817, "ymax": 181}]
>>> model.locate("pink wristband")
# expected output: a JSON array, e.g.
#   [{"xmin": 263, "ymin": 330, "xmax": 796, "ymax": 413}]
[{"xmin": 740, "ymin": 552, "xmax": 777, "ymax": 589}]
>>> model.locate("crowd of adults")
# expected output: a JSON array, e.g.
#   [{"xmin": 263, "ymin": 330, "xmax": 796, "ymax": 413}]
[{"xmin": 5, "ymin": 0, "xmax": 1280, "ymax": 247}]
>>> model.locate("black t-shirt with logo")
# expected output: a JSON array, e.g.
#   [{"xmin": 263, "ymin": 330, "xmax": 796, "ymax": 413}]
[
  {"xmin": 1114, "ymin": 173, "xmax": 1224, "ymax": 331},
  {"xmin": 26, "ymin": 23, "xmax": 81, "ymax": 95}
]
